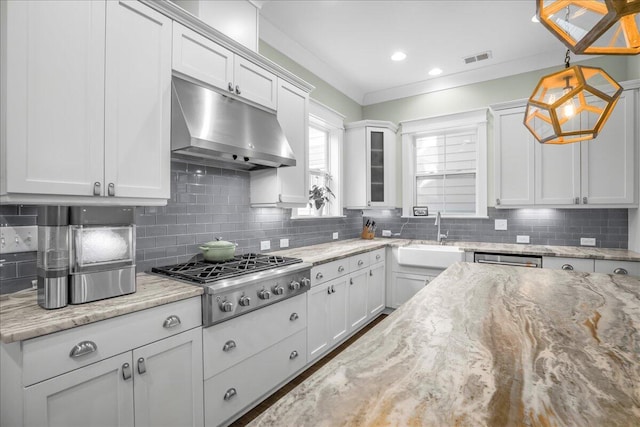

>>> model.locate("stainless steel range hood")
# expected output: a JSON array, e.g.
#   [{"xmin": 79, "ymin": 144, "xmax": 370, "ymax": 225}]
[{"xmin": 171, "ymin": 76, "xmax": 296, "ymax": 171}]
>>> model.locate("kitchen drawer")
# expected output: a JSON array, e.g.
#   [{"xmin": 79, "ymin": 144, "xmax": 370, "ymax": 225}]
[
  {"xmin": 311, "ymin": 258, "xmax": 349, "ymax": 287},
  {"xmin": 542, "ymin": 257, "xmax": 594, "ymax": 273},
  {"xmin": 594, "ymin": 260, "xmax": 640, "ymax": 277},
  {"xmin": 204, "ymin": 329, "xmax": 306, "ymax": 427},
  {"xmin": 369, "ymin": 248, "xmax": 385, "ymax": 265},
  {"xmin": 22, "ymin": 297, "xmax": 201, "ymax": 386},
  {"xmin": 202, "ymin": 293, "xmax": 306, "ymax": 379},
  {"xmin": 350, "ymin": 252, "xmax": 370, "ymax": 271}
]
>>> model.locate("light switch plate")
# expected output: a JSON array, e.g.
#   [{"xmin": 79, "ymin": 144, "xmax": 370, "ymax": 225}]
[
  {"xmin": 280, "ymin": 238, "xmax": 289, "ymax": 248},
  {"xmin": 332, "ymin": 232, "xmax": 339, "ymax": 240},
  {"xmin": 260, "ymin": 240, "xmax": 271, "ymax": 251},
  {"xmin": 516, "ymin": 235, "xmax": 530, "ymax": 244},
  {"xmin": 580, "ymin": 237, "xmax": 596, "ymax": 246},
  {"xmin": 0, "ymin": 226, "xmax": 38, "ymax": 254},
  {"xmin": 494, "ymin": 219, "xmax": 508, "ymax": 231}
]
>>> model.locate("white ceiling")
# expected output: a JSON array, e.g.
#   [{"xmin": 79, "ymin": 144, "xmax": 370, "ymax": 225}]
[{"xmin": 257, "ymin": 0, "xmax": 585, "ymax": 105}]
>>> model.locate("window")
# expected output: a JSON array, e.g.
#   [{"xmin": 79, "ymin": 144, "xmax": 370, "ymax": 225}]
[
  {"xmin": 401, "ymin": 109, "xmax": 487, "ymax": 218},
  {"xmin": 294, "ymin": 100, "xmax": 344, "ymax": 218}
]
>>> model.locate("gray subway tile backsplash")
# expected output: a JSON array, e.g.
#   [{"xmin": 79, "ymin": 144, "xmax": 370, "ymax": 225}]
[{"xmin": 0, "ymin": 160, "xmax": 632, "ymax": 294}]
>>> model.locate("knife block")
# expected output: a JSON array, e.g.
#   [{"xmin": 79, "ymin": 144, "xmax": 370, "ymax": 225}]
[{"xmin": 361, "ymin": 227, "xmax": 374, "ymax": 240}]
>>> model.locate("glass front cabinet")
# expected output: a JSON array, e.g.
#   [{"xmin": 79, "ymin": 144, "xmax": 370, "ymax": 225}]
[{"xmin": 344, "ymin": 120, "xmax": 398, "ymax": 208}]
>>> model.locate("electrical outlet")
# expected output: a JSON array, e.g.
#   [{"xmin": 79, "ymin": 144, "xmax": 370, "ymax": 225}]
[
  {"xmin": 516, "ymin": 235, "xmax": 530, "ymax": 244},
  {"xmin": 382, "ymin": 230, "xmax": 392, "ymax": 237},
  {"xmin": 494, "ymin": 219, "xmax": 508, "ymax": 231},
  {"xmin": 260, "ymin": 240, "xmax": 271, "ymax": 251},
  {"xmin": 580, "ymin": 237, "xmax": 596, "ymax": 246},
  {"xmin": 332, "ymin": 232, "xmax": 339, "ymax": 240},
  {"xmin": 0, "ymin": 226, "xmax": 38, "ymax": 254},
  {"xmin": 280, "ymin": 238, "xmax": 289, "ymax": 248}
]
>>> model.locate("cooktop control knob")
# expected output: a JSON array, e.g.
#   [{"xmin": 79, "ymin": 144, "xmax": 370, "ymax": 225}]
[
  {"xmin": 301, "ymin": 278, "xmax": 311, "ymax": 288},
  {"xmin": 272, "ymin": 285, "xmax": 285, "ymax": 295},
  {"xmin": 238, "ymin": 296, "xmax": 251, "ymax": 307},
  {"xmin": 258, "ymin": 289, "xmax": 271, "ymax": 300},
  {"xmin": 289, "ymin": 280, "xmax": 301, "ymax": 291},
  {"xmin": 220, "ymin": 301, "xmax": 233, "ymax": 312}
]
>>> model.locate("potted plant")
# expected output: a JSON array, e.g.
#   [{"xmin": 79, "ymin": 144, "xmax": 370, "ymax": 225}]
[{"xmin": 308, "ymin": 183, "xmax": 335, "ymax": 215}]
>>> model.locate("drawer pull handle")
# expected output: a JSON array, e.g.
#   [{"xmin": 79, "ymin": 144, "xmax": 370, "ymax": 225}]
[
  {"xmin": 338, "ymin": 265, "xmax": 345, "ymax": 273},
  {"xmin": 93, "ymin": 182, "xmax": 101, "ymax": 196},
  {"xmin": 122, "ymin": 363, "xmax": 132, "ymax": 380},
  {"xmin": 331, "ymin": 285, "xmax": 335, "ymax": 294},
  {"xmin": 228, "ymin": 82, "xmax": 234, "ymax": 92},
  {"xmin": 235, "ymin": 85, "xmax": 241, "ymax": 95},
  {"xmin": 613, "ymin": 268, "xmax": 628, "ymax": 275},
  {"xmin": 163, "ymin": 315, "xmax": 181, "ymax": 329},
  {"xmin": 107, "ymin": 182, "xmax": 115, "ymax": 197},
  {"xmin": 290, "ymin": 312, "xmax": 299, "ymax": 321},
  {"xmin": 289, "ymin": 350, "xmax": 299, "ymax": 359},
  {"xmin": 369, "ymin": 269, "xmax": 373, "ymax": 276},
  {"xmin": 358, "ymin": 260, "xmax": 364, "ymax": 266},
  {"xmin": 316, "ymin": 272, "xmax": 323, "ymax": 280},
  {"xmin": 350, "ymin": 278, "xmax": 354, "ymax": 285},
  {"xmin": 222, "ymin": 340, "xmax": 237, "ymax": 352},
  {"xmin": 69, "ymin": 341, "xmax": 98, "ymax": 358},
  {"xmin": 561, "ymin": 264, "xmax": 574, "ymax": 271},
  {"xmin": 137, "ymin": 357, "xmax": 146, "ymax": 375},
  {"xmin": 224, "ymin": 388, "xmax": 237, "ymax": 401}
]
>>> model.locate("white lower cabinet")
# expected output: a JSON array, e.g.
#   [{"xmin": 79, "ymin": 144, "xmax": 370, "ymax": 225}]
[
  {"xmin": 392, "ymin": 272, "xmax": 434, "ymax": 308},
  {"xmin": 367, "ymin": 261, "xmax": 386, "ymax": 317},
  {"xmin": 347, "ymin": 269, "xmax": 369, "ymax": 332},
  {"xmin": 1, "ymin": 297, "xmax": 204, "ymax": 427},
  {"xmin": 542, "ymin": 257, "xmax": 595, "ymax": 273},
  {"xmin": 543, "ymin": 257, "xmax": 639, "ymax": 277},
  {"xmin": 594, "ymin": 259, "xmax": 640, "ymax": 277},
  {"xmin": 307, "ymin": 277, "xmax": 349, "ymax": 362}
]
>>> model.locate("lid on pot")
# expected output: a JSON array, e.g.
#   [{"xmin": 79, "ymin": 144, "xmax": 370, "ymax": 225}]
[{"xmin": 200, "ymin": 238, "xmax": 236, "ymax": 249}]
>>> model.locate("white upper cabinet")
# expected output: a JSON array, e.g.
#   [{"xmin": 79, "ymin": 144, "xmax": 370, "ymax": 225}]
[
  {"xmin": 250, "ymin": 79, "xmax": 310, "ymax": 207},
  {"xmin": 492, "ymin": 106, "xmax": 535, "ymax": 207},
  {"xmin": 344, "ymin": 120, "xmax": 398, "ymax": 209},
  {"xmin": 172, "ymin": 22, "xmax": 277, "ymax": 110},
  {"xmin": 492, "ymin": 88, "xmax": 637, "ymax": 208},
  {"xmin": 0, "ymin": 0, "xmax": 171, "ymax": 205}
]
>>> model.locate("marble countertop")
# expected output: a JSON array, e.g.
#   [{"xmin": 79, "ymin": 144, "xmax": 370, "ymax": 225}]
[
  {"xmin": 249, "ymin": 262, "xmax": 640, "ymax": 426},
  {"xmin": 272, "ymin": 238, "xmax": 640, "ymax": 265},
  {"xmin": 0, "ymin": 273, "xmax": 203, "ymax": 344}
]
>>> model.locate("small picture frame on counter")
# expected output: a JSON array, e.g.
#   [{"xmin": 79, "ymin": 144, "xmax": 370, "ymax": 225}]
[{"xmin": 413, "ymin": 206, "xmax": 428, "ymax": 216}]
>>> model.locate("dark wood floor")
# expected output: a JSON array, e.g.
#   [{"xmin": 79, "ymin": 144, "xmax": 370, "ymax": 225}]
[{"xmin": 229, "ymin": 313, "xmax": 389, "ymax": 426}]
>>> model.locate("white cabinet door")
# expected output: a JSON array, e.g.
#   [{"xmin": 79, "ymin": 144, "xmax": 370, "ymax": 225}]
[
  {"xmin": 493, "ymin": 106, "xmax": 535, "ymax": 207},
  {"xmin": 234, "ymin": 56, "xmax": 278, "ymax": 110},
  {"xmin": 133, "ymin": 328, "xmax": 204, "ymax": 427},
  {"xmin": 250, "ymin": 80, "xmax": 309, "ymax": 207},
  {"xmin": 367, "ymin": 262, "xmax": 386, "ymax": 317},
  {"xmin": 594, "ymin": 260, "xmax": 640, "ymax": 277},
  {"xmin": 393, "ymin": 272, "xmax": 432, "ymax": 308},
  {"xmin": 347, "ymin": 270, "xmax": 368, "ymax": 332},
  {"xmin": 581, "ymin": 92, "xmax": 636, "ymax": 206},
  {"xmin": 327, "ymin": 277, "xmax": 349, "ymax": 345},
  {"xmin": 171, "ymin": 22, "xmax": 234, "ymax": 93},
  {"xmin": 24, "ymin": 352, "xmax": 134, "ymax": 427},
  {"xmin": 535, "ymin": 142, "xmax": 580, "ymax": 205},
  {"xmin": 104, "ymin": 0, "xmax": 171, "ymax": 200},
  {"xmin": 307, "ymin": 283, "xmax": 331, "ymax": 361},
  {"xmin": 542, "ymin": 257, "xmax": 594, "ymax": 273},
  {"xmin": 3, "ymin": 0, "xmax": 105, "ymax": 197}
]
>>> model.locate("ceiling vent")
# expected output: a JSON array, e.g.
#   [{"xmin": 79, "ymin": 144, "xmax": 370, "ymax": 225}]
[{"xmin": 463, "ymin": 51, "xmax": 492, "ymax": 64}]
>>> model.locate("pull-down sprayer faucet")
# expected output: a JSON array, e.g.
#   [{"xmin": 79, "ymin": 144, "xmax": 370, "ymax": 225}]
[{"xmin": 435, "ymin": 211, "xmax": 448, "ymax": 244}]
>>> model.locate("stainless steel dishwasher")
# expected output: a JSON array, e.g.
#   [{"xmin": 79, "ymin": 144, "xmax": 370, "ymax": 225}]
[{"xmin": 474, "ymin": 252, "xmax": 542, "ymax": 268}]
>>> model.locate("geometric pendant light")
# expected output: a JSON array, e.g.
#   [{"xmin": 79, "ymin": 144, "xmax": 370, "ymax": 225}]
[
  {"xmin": 524, "ymin": 51, "xmax": 623, "ymax": 144},
  {"xmin": 537, "ymin": 0, "xmax": 640, "ymax": 55}
]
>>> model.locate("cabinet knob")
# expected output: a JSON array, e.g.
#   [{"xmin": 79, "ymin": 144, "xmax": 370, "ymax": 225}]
[
  {"xmin": 376, "ymin": 254, "xmax": 381, "ymax": 260},
  {"xmin": 338, "ymin": 265, "xmax": 344, "ymax": 273},
  {"xmin": 574, "ymin": 197, "xmax": 580, "ymax": 205},
  {"xmin": 222, "ymin": 340, "xmax": 237, "ymax": 352},
  {"xmin": 224, "ymin": 388, "xmax": 237, "ymax": 401},
  {"xmin": 289, "ymin": 350, "xmax": 299, "ymax": 360},
  {"xmin": 316, "ymin": 272, "xmax": 324, "ymax": 280},
  {"xmin": 583, "ymin": 197, "xmax": 588, "ymax": 204},
  {"xmin": 137, "ymin": 357, "xmax": 146, "ymax": 375},
  {"xmin": 358, "ymin": 260, "xmax": 364, "ymax": 266},
  {"xmin": 93, "ymin": 182, "xmax": 101, "ymax": 196},
  {"xmin": 613, "ymin": 268, "xmax": 628, "ymax": 275},
  {"xmin": 235, "ymin": 85, "xmax": 241, "ymax": 95},
  {"xmin": 228, "ymin": 82, "xmax": 234, "ymax": 92},
  {"xmin": 122, "ymin": 363, "xmax": 132, "ymax": 380},
  {"xmin": 108, "ymin": 182, "xmax": 115, "ymax": 197},
  {"xmin": 163, "ymin": 315, "xmax": 181, "ymax": 329},
  {"xmin": 289, "ymin": 312, "xmax": 299, "ymax": 321},
  {"xmin": 561, "ymin": 264, "xmax": 574, "ymax": 271},
  {"xmin": 495, "ymin": 198, "xmax": 500, "ymax": 206},
  {"xmin": 69, "ymin": 340, "xmax": 98, "ymax": 358}
]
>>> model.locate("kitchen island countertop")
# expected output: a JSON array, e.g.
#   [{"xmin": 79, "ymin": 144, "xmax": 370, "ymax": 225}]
[
  {"xmin": 0, "ymin": 273, "xmax": 203, "ymax": 344},
  {"xmin": 272, "ymin": 238, "xmax": 640, "ymax": 265},
  {"xmin": 249, "ymin": 262, "xmax": 640, "ymax": 426}
]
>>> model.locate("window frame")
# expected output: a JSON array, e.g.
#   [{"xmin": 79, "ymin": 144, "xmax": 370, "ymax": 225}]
[
  {"xmin": 401, "ymin": 109, "xmax": 488, "ymax": 218},
  {"xmin": 292, "ymin": 100, "xmax": 345, "ymax": 219}
]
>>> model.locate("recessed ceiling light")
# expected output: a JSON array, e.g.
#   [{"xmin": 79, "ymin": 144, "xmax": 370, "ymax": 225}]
[
  {"xmin": 531, "ymin": 15, "xmax": 539, "ymax": 23},
  {"xmin": 428, "ymin": 68, "xmax": 443, "ymax": 76},
  {"xmin": 391, "ymin": 52, "xmax": 407, "ymax": 61}
]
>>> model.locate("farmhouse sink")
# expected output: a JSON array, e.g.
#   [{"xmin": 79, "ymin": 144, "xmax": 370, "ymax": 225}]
[{"xmin": 397, "ymin": 244, "xmax": 465, "ymax": 268}]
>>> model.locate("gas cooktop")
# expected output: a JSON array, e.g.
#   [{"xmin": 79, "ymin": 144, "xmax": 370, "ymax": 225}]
[{"xmin": 151, "ymin": 253, "xmax": 303, "ymax": 284}]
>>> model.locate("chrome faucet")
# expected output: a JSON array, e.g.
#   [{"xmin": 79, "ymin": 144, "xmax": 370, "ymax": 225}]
[{"xmin": 435, "ymin": 211, "xmax": 448, "ymax": 244}]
